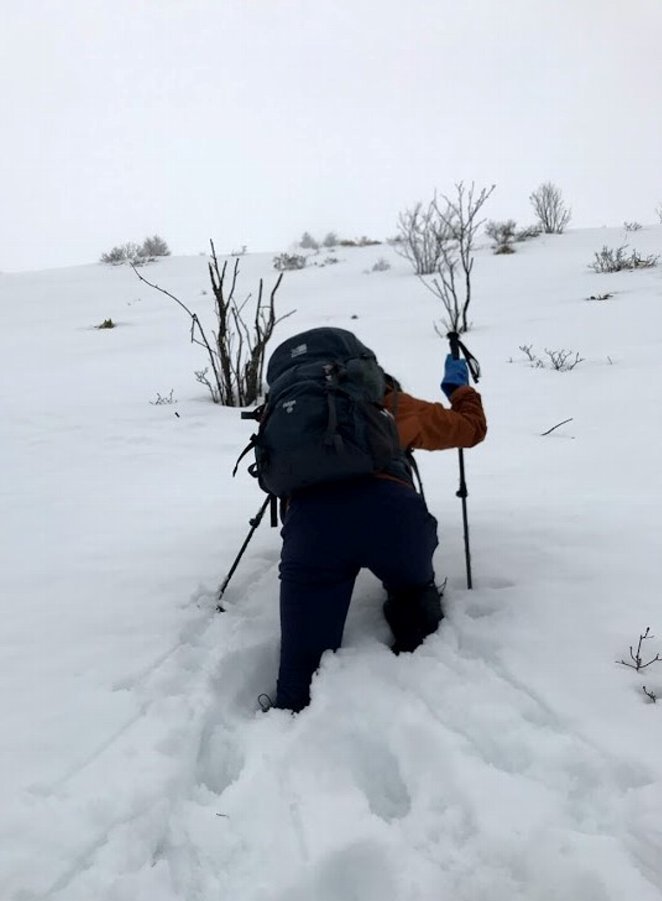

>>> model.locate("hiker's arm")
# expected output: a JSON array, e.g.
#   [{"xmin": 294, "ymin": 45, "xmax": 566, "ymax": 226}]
[{"xmin": 393, "ymin": 387, "xmax": 487, "ymax": 451}]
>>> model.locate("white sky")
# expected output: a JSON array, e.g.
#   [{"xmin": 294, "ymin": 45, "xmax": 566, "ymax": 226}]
[{"xmin": 1, "ymin": 0, "xmax": 661, "ymax": 271}]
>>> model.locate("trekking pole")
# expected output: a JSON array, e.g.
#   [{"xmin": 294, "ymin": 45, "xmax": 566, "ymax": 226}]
[
  {"xmin": 216, "ymin": 494, "xmax": 276, "ymax": 611},
  {"xmin": 446, "ymin": 331, "xmax": 481, "ymax": 590}
]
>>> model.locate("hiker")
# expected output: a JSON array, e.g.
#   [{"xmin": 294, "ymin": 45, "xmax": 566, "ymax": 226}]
[{"xmin": 251, "ymin": 327, "xmax": 487, "ymax": 712}]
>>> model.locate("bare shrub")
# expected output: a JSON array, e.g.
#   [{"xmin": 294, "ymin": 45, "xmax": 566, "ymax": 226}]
[
  {"xmin": 544, "ymin": 349, "xmax": 584, "ymax": 371},
  {"xmin": 133, "ymin": 242, "xmax": 295, "ymax": 406},
  {"xmin": 619, "ymin": 627, "xmax": 661, "ymax": 672},
  {"xmin": 141, "ymin": 234, "xmax": 170, "ymax": 257},
  {"xmin": 515, "ymin": 224, "xmax": 543, "ymax": 241},
  {"xmin": 149, "ymin": 389, "xmax": 177, "ymax": 406},
  {"xmin": 529, "ymin": 182, "xmax": 572, "ymax": 233},
  {"xmin": 273, "ymin": 253, "xmax": 307, "ymax": 272},
  {"xmin": 100, "ymin": 235, "xmax": 170, "ymax": 265},
  {"xmin": 395, "ymin": 199, "xmax": 453, "ymax": 275},
  {"xmin": 518, "ymin": 344, "xmax": 544, "ymax": 367},
  {"xmin": 371, "ymin": 257, "xmax": 391, "ymax": 272},
  {"xmin": 518, "ymin": 344, "xmax": 584, "ymax": 371},
  {"xmin": 485, "ymin": 219, "xmax": 517, "ymax": 254},
  {"xmin": 590, "ymin": 245, "xmax": 658, "ymax": 273},
  {"xmin": 100, "ymin": 242, "xmax": 145, "ymax": 265},
  {"xmin": 423, "ymin": 182, "xmax": 495, "ymax": 334},
  {"xmin": 299, "ymin": 232, "xmax": 319, "ymax": 250},
  {"xmin": 655, "ymin": 203, "xmax": 662, "ymax": 224},
  {"xmin": 95, "ymin": 318, "xmax": 116, "ymax": 329},
  {"xmin": 623, "ymin": 221, "xmax": 642, "ymax": 232}
]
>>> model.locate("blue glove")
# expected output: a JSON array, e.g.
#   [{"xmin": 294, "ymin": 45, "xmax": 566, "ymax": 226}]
[{"xmin": 441, "ymin": 354, "xmax": 469, "ymax": 401}]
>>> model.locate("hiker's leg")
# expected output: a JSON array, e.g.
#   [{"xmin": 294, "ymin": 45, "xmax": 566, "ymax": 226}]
[
  {"xmin": 275, "ymin": 488, "xmax": 359, "ymax": 712},
  {"xmin": 276, "ymin": 569, "xmax": 356, "ymax": 711},
  {"xmin": 361, "ymin": 482, "xmax": 442, "ymax": 651}
]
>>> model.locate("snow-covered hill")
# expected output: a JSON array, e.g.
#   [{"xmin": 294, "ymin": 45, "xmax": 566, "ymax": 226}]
[{"xmin": 2, "ymin": 228, "xmax": 662, "ymax": 900}]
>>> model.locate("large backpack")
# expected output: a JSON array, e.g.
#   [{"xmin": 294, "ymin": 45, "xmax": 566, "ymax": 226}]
[{"xmin": 236, "ymin": 327, "xmax": 407, "ymax": 498}]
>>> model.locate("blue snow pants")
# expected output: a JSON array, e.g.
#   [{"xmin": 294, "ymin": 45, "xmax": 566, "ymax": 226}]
[{"xmin": 275, "ymin": 477, "xmax": 440, "ymax": 711}]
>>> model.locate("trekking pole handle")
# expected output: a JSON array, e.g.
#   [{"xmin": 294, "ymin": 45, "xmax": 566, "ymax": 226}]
[
  {"xmin": 447, "ymin": 331, "xmax": 461, "ymax": 362},
  {"xmin": 446, "ymin": 331, "xmax": 481, "ymax": 384}
]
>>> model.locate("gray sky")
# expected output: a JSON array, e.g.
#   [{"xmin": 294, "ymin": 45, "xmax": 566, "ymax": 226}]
[{"xmin": 1, "ymin": 0, "xmax": 661, "ymax": 271}]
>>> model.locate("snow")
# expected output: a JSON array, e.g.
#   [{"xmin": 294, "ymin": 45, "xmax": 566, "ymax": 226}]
[{"xmin": 1, "ymin": 227, "xmax": 662, "ymax": 900}]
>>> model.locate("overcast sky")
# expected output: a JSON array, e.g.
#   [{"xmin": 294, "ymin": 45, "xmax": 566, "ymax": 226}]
[{"xmin": 1, "ymin": 0, "xmax": 661, "ymax": 271}]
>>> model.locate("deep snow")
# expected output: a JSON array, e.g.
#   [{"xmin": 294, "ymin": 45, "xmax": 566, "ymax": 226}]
[{"xmin": 1, "ymin": 227, "xmax": 662, "ymax": 900}]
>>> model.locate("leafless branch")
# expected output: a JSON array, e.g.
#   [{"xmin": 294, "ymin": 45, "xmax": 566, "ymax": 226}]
[
  {"xmin": 540, "ymin": 418, "xmax": 574, "ymax": 436},
  {"xmin": 619, "ymin": 628, "xmax": 661, "ymax": 671},
  {"xmin": 134, "ymin": 242, "xmax": 293, "ymax": 406},
  {"xmin": 422, "ymin": 182, "xmax": 495, "ymax": 334}
]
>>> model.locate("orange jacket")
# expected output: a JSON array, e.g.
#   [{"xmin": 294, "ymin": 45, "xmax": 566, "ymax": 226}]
[{"xmin": 385, "ymin": 385, "xmax": 487, "ymax": 452}]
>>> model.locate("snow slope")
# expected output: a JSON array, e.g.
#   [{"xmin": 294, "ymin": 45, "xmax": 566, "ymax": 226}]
[{"xmin": 1, "ymin": 227, "xmax": 662, "ymax": 900}]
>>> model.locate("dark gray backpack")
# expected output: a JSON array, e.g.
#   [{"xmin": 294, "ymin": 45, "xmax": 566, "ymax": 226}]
[{"xmin": 236, "ymin": 328, "xmax": 406, "ymax": 498}]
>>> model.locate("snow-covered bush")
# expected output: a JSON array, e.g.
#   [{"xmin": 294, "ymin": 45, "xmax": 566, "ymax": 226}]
[
  {"xmin": 485, "ymin": 220, "xmax": 541, "ymax": 254},
  {"xmin": 273, "ymin": 253, "xmax": 307, "ymax": 272},
  {"xmin": 322, "ymin": 232, "xmax": 338, "ymax": 248},
  {"xmin": 395, "ymin": 199, "xmax": 452, "ymax": 275},
  {"xmin": 518, "ymin": 344, "xmax": 584, "ymax": 371},
  {"xmin": 100, "ymin": 243, "xmax": 145, "ymax": 265},
  {"xmin": 515, "ymin": 224, "xmax": 543, "ymax": 241},
  {"xmin": 371, "ymin": 257, "xmax": 391, "ymax": 272},
  {"xmin": 589, "ymin": 245, "xmax": 658, "ymax": 273},
  {"xmin": 100, "ymin": 235, "xmax": 170, "ymax": 265},
  {"xmin": 529, "ymin": 182, "xmax": 572, "ymax": 233},
  {"xmin": 299, "ymin": 232, "xmax": 319, "ymax": 250},
  {"xmin": 140, "ymin": 235, "xmax": 170, "ymax": 258},
  {"xmin": 485, "ymin": 219, "xmax": 517, "ymax": 253}
]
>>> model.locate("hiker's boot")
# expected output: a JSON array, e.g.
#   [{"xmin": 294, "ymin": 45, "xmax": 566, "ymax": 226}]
[{"xmin": 383, "ymin": 581, "xmax": 444, "ymax": 654}]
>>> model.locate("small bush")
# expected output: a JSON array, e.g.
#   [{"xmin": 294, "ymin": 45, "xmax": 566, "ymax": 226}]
[
  {"xmin": 371, "ymin": 257, "xmax": 391, "ymax": 271},
  {"xmin": 529, "ymin": 181, "xmax": 571, "ymax": 233},
  {"xmin": 322, "ymin": 232, "xmax": 338, "ymax": 248},
  {"xmin": 100, "ymin": 243, "xmax": 143, "ymax": 265},
  {"xmin": 623, "ymin": 221, "xmax": 642, "ymax": 232},
  {"xmin": 518, "ymin": 344, "xmax": 584, "ymax": 371},
  {"xmin": 273, "ymin": 253, "xmax": 307, "ymax": 271},
  {"xmin": 589, "ymin": 245, "xmax": 659, "ymax": 273},
  {"xmin": 96, "ymin": 318, "xmax": 116, "ymax": 329},
  {"xmin": 299, "ymin": 232, "xmax": 319, "ymax": 250},
  {"xmin": 486, "ymin": 219, "xmax": 516, "ymax": 253},
  {"xmin": 149, "ymin": 389, "xmax": 177, "ymax": 406},
  {"xmin": 141, "ymin": 234, "xmax": 170, "ymax": 257},
  {"xmin": 486, "ymin": 220, "xmax": 541, "ymax": 254},
  {"xmin": 338, "ymin": 236, "xmax": 382, "ymax": 248},
  {"xmin": 100, "ymin": 235, "xmax": 170, "ymax": 265},
  {"xmin": 515, "ymin": 224, "xmax": 542, "ymax": 241}
]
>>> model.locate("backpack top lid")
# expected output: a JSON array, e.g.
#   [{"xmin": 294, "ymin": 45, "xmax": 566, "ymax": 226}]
[{"xmin": 266, "ymin": 327, "xmax": 377, "ymax": 386}]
